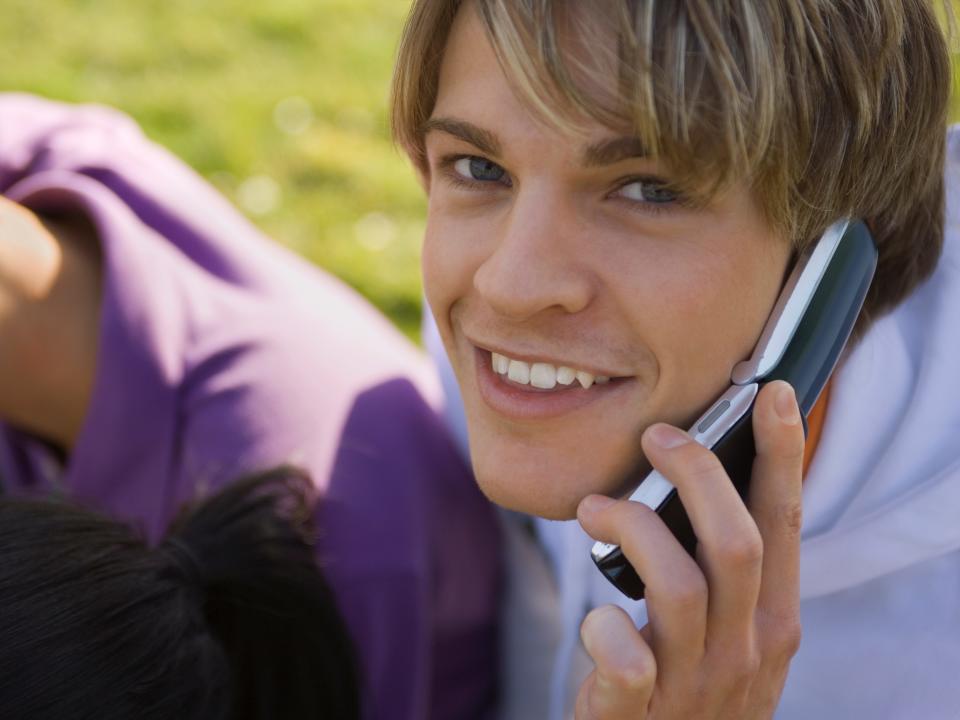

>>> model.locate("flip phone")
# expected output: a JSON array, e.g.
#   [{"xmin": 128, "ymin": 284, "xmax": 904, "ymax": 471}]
[{"xmin": 591, "ymin": 219, "xmax": 878, "ymax": 600}]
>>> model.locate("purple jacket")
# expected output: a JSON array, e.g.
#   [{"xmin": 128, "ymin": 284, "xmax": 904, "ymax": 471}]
[{"xmin": 0, "ymin": 93, "xmax": 500, "ymax": 720}]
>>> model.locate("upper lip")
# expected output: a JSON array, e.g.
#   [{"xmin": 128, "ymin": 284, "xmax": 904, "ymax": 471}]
[{"xmin": 469, "ymin": 337, "xmax": 633, "ymax": 378}]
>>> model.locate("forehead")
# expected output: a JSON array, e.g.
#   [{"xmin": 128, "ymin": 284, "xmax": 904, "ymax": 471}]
[
  {"xmin": 432, "ymin": 2, "xmax": 625, "ymax": 152},
  {"xmin": 433, "ymin": 5, "xmax": 530, "ymax": 125}
]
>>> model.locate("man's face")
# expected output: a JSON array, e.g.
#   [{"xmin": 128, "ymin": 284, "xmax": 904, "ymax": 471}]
[{"xmin": 421, "ymin": 5, "xmax": 792, "ymax": 519}]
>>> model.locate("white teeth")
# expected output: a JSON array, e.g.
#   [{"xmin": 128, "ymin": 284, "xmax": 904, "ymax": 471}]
[
  {"xmin": 491, "ymin": 351, "xmax": 616, "ymax": 390},
  {"xmin": 507, "ymin": 359, "xmax": 531, "ymax": 384},
  {"xmin": 530, "ymin": 363, "xmax": 557, "ymax": 389},
  {"xmin": 556, "ymin": 366, "xmax": 576, "ymax": 385}
]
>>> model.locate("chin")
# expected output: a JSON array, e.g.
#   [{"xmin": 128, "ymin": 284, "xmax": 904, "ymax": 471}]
[
  {"xmin": 474, "ymin": 470, "xmax": 583, "ymax": 520},
  {"xmin": 467, "ymin": 435, "xmax": 633, "ymax": 520}
]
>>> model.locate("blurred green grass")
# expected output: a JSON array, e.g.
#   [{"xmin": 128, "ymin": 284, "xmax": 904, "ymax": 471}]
[
  {"xmin": 1, "ymin": 1, "xmax": 959, "ymax": 341},
  {"xmin": 0, "ymin": 0, "xmax": 426, "ymax": 338}
]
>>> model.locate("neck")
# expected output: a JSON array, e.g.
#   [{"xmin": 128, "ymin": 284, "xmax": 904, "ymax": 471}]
[{"xmin": 0, "ymin": 202, "xmax": 102, "ymax": 450}]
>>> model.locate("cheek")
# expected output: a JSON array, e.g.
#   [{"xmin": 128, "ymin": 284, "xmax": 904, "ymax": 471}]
[
  {"xmin": 420, "ymin": 224, "xmax": 446, "ymax": 312},
  {"xmin": 623, "ymin": 268, "xmax": 729, "ymax": 418},
  {"xmin": 603, "ymin": 236, "xmax": 787, "ymax": 420},
  {"xmin": 421, "ymin": 212, "xmax": 465, "ymax": 323},
  {"xmin": 422, "ymin": 204, "xmax": 496, "ymax": 317},
  {"xmin": 605, "ymin": 242, "xmax": 731, "ymax": 346}
]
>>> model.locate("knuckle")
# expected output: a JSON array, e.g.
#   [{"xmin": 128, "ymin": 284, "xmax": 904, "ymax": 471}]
[
  {"xmin": 677, "ymin": 445, "xmax": 725, "ymax": 483},
  {"xmin": 717, "ymin": 528, "xmax": 764, "ymax": 569},
  {"xmin": 777, "ymin": 501, "xmax": 804, "ymax": 536},
  {"xmin": 619, "ymin": 499, "xmax": 657, "ymax": 526},
  {"xmin": 661, "ymin": 571, "xmax": 709, "ymax": 612},
  {"xmin": 760, "ymin": 611, "xmax": 803, "ymax": 659},
  {"xmin": 778, "ymin": 621, "xmax": 803, "ymax": 658},
  {"xmin": 705, "ymin": 644, "xmax": 761, "ymax": 695},
  {"xmin": 602, "ymin": 655, "xmax": 655, "ymax": 693},
  {"xmin": 727, "ymin": 649, "xmax": 762, "ymax": 690},
  {"xmin": 743, "ymin": 647, "xmax": 763, "ymax": 677}
]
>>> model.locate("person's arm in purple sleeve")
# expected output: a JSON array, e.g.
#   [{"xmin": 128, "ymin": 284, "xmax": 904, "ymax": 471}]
[
  {"xmin": 0, "ymin": 93, "xmax": 500, "ymax": 720},
  {"xmin": 0, "ymin": 92, "xmax": 317, "ymax": 291},
  {"xmin": 0, "ymin": 196, "xmax": 101, "ymax": 452},
  {"xmin": 0, "ymin": 199, "xmax": 438, "ymax": 719},
  {"xmin": 0, "ymin": 94, "xmax": 141, "ymax": 189},
  {"xmin": 174, "ymin": 321, "xmax": 499, "ymax": 720}
]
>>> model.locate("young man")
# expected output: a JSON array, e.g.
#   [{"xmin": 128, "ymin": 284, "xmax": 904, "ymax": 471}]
[
  {"xmin": 393, "ymin": 1, "xmax": 958, "ymax": 718},
  {"xmin": 0, "ymin": 93, "xmax": 500, "ymax": 720}
]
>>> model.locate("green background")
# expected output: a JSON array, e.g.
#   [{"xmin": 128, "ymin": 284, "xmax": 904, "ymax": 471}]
[{"xmin": 1, "ymin": 0, "xmax": 957, "ymax": 341}]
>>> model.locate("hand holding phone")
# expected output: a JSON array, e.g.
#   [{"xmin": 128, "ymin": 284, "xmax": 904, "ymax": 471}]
[
  {"xmin": 590, "ymin": 219, "xmax": 878, "ymax": 599},
  {"xmin": 574, "ymin": 377, "xmax": 808, "ymax": 719}
]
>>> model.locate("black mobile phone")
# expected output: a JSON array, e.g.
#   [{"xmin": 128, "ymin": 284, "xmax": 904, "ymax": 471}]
[{"xmin": 591, "ymin": 219, "xmax": 878, "ymax": 600}]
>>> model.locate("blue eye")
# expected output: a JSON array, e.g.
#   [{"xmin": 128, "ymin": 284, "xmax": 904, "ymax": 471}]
[
  {"xmin": 453, "ymin": 156, "xmax": 507, "ymax": 183},
  {"xmin": 618, "ymin": 179, "xmax": 678, "ymax": 204}
]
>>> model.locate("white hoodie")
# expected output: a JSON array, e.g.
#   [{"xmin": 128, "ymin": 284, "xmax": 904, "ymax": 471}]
[{"xmin": 424, "ymin": 128, "xmax": 960, "ymax": 720}]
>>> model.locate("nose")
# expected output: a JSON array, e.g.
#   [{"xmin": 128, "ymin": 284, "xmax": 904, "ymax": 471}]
[{"xmin": 473, "ymin": 188, "xmax": 594, "ymax": 320}]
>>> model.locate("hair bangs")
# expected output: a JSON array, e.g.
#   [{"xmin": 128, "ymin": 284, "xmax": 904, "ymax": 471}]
[{"xmin": 475, "ymin": 0, "xmax": 786, "ymax": 206}]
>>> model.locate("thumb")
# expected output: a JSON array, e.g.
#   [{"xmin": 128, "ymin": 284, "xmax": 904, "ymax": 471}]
[{"xmin": 576, "ymin": 605, "xmax": 656, "ymax": 719}]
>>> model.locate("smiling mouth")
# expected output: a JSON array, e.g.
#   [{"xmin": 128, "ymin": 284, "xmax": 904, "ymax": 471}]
[
  {"xmin": 489, "ymin": 350, "xmax": 629, "ymax": 391},
  {"xmin": 472, "ymin": 345, "xmax": 635, "ymax": 420}
]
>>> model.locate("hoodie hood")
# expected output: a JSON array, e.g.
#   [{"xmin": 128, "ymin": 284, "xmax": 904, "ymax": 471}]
[{"xmin": 796, "ymin": 127, "xmax": 960, "ymax": 598}]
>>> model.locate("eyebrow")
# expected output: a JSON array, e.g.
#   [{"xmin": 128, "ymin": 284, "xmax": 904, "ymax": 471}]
[
  {"xmin": 582, "ymin": 136, "xmax": 650, "ymax": 167},
  {"xmin": 422, "ymin": 116, "xmax": 649, "ymax": 167},
  {"xmin": 422, "ymin": 117, "xmax": 502, "ymax": 157}
]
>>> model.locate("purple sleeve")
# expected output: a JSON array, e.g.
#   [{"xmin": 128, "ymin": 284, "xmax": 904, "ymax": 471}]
[
  {"xmin": 0, "ymin": 94, "xmax": 501, "ymax": 720},
  {"xmin": 175, "ymin": 332, "xmax": 501, "ymax": 719},
  {"xmin": 0, "ymin": 92, "xmax": 281, "ymax": 289},
  {"xmin": 176, "ymin": 351, "xmax": 448, "ymax": 719},
  {"xmin": 317, "ymin": 380, "xmax": 501, "ymax": 720}
]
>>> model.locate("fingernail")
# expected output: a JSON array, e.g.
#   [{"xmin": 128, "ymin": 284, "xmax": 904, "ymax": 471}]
[
  {"xmin": 775, "ymin": 383, "xmax": 801, "ymax": 425},
  {"xmin": 648, "ymin": 424, "xmax": 691, "ymax": 449},
  {"xmin": 580, "ymin": 494, "xmax": 616, "ymax": 515}
]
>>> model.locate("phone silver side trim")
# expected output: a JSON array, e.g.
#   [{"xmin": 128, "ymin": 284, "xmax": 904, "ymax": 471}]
[
  {"xmin": 731, "ymin": 219, "xmax": 849, "ymax": 385},
  {"xmin": 591, "ymin": 382, "xmax": 759, "ymax": 564}
]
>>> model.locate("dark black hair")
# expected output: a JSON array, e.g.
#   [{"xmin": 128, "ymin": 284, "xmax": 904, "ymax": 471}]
[{"xmin": 0, "ymin": 467, "xmax": 359, "ymax": 720}]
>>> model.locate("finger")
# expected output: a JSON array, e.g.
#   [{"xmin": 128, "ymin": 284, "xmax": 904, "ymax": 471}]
[
  {"xmin": 748, "ymin": 380, "xmax": 805, "ymax": 621},
  {"xmin": 576, "ymin": 605, "xmax": 656, "ymax": 719},
  {"xmin": 578, "ymin": 495, "xmax": 707, "ymax": 673},
  {"xmin": 640, "ymin": 423, "xmax": 763, "ymax": 653}
]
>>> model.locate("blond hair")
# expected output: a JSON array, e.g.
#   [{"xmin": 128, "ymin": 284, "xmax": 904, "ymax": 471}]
[{"xmin": 392, "ymin": 0, "xmax": 953, "ymax": 335}]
